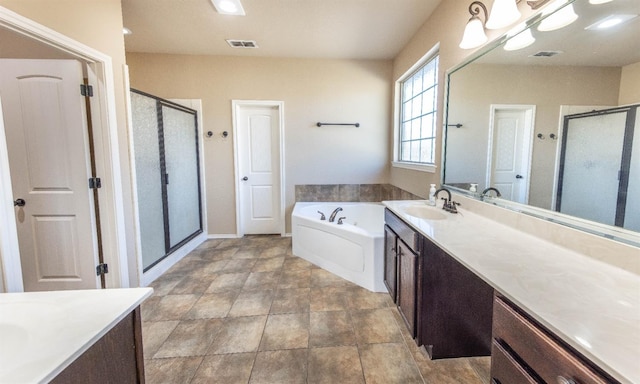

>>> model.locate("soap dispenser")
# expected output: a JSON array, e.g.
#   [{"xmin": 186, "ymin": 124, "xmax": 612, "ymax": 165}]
[{"xmin": 428, "ymin": 184, "xmax": 436, "ymax": 206}]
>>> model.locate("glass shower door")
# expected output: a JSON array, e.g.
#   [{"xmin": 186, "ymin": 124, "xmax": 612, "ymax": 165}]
[
  {"xmin": 162, "ymin": 104, "xmax": 202, "ymax": 248},
  {"xmin": 130, "ymin": 90, "xmax": 202, "ymax": 271},
  {"xmin": 131, "ymin": 92, "xmax": 166, "ymax": 270},
  {"xmin": 557, "ymin": 110, "xmax": 627, "ymax": 226}
]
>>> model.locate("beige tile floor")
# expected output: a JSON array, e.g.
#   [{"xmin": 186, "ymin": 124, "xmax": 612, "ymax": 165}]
[{"xmin": 141, "ymin": 235, "xmax": 491, "ymax": 383}]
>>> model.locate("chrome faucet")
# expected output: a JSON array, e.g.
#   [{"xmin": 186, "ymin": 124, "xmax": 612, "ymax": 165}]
[
  {"xmin": 481, "ymin": 187, "xmax": 502, "ymax": 198},
  {"xmin": 328, "ymin": 207, "xmax": 343, "ymax": 222}
]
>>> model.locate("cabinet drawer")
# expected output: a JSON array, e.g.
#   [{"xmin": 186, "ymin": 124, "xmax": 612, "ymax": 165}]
[
  {"xmin": 491, "ymin": 340, "xmax": 538, "ymax": 384},
  {"xmin": 385, "ymin": 209, "xmax": 419, "ymax": 252},
  {"xmin": 493, "ymin": 297, "xmax": 611, "ymax": 384}
]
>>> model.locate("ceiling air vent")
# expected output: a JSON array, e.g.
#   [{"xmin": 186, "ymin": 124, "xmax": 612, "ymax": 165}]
[
  {"xmin": 530, "ymin": 50, "xmax": 563, "ymax": 58},
  {"xmin": 226, "ymin": 39, "xmax": 258, "ymax": 48}
]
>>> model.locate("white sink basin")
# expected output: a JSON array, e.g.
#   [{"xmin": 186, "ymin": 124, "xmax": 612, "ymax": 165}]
[{"xmin": 401, "ymin": 205, "xmax": 447, "ymax": 220}]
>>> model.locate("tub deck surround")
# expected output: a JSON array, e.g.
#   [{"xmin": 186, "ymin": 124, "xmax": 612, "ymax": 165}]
[
  {"xmin": 383, "ymin": 200, "xmax": 640, "ymax": 384},
  {"xmin": 0, "ymin": 287, "xmax": 153, "ymax": 383},
  {"xmin": 292, "ymin": 202, "xmax": 387, "ymax": 292},
  {"xmin": 294, "ymin": 184, "xmax": 422, "ymax": 203}
]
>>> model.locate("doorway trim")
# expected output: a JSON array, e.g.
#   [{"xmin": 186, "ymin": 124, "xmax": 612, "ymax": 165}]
[
  {"xmin": 0, "ymin": 6, "xmax": 129, "ymax": 291},
  {"xmin": 232, "ymin": 100, "xmax": 285, "ymax": 237},
  {"xmin": 486, "ymin": 104, "xmax": 536, "ymax": 204}
]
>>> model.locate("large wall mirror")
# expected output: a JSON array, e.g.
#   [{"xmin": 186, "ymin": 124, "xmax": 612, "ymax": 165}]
[{"xmin": 443, "ymin": 0, "xmax": 640, "ymax": 246}]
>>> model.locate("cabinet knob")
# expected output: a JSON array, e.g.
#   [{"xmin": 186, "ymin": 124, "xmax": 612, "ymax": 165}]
[{"xmin": 556, "ymin": 376, "xmax": 577, "ymax": 384}]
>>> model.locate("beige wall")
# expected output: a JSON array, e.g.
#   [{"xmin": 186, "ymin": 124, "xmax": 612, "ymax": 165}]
[
  {"xmin": 619, "ymin": 61, "xmax": 640, "ymax": 105},
  {"xmin": 0, "ymin": 0, "xmax": 138, "ymax": 287},
  {"xmin": 126, "ymin": 53, "xmax": 392, "ymax": 234},
  {"xmin": 390, "ymin": 1, "xmax": 537, "ymax": 198},
  {"xmin": 446, "ymin": 64, "xmax": 621, "ymax": 209}
]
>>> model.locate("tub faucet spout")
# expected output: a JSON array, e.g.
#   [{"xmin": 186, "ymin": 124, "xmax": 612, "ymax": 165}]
[{"xmin": 329, "ymin": 207, "xmax": 343, "ymax": 222}]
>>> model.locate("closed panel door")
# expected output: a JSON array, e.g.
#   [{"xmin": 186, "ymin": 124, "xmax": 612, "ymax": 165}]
[
  {"xmin": 237, "ymin": 105, "xmax": 281, "ymax": 234},
  {"xmin": 491, "ymin": 109, "xmax": 529, "ymax": 203},
  {"xmin": 0, "ymin": 59, "xmax": 98, "ymax": 291}
]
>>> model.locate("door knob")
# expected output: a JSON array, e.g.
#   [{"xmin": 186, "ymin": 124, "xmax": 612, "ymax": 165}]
[
  {"xmin": 242, "ymin": 176, "xmax": 248, "ymax": 181},
  {"xmin": 14, "ymin": 198, "xmax": 26, "ymax": 207},
  {"xmin": 515, "ymin": 174, "xmax": 523, "ymax": 179}
]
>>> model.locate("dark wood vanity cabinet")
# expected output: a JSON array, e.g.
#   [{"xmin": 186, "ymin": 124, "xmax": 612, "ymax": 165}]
[
  {"xmin": 51, "ymin": 307, "xmax": 146, "ymax": 384},
  {"xmin": 383, "ymin": 208, "xmax": 493, "ymax": 358},
  {"xmin": 419, "ymin": 235, "xmax": 493, "ymax": 359},
  {"xmin": 491, "ymin": 295, "xmax": 617, "ymax": 384}
]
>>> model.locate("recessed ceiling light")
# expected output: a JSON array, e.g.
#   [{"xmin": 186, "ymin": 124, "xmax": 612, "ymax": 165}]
[
  {"xmin": 123, "ymin": 27, "xmax": 132, "ymax": 35},
  {"xmin": 585, "ymin": 14, "xmax": 638, "ymax": 30},
  {"xmin": 211, "ymin": 0, "xmax": 245, "ymax": 16}
]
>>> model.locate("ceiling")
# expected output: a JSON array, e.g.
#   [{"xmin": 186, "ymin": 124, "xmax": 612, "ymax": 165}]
[{"xmin": 121, "ymin": 0, "xmax": 443, "ymax": 60}]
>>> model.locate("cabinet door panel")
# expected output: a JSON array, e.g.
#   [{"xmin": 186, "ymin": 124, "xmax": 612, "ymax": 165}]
[
  {"xmin": 384, "ymin": 226, "xmax": 398, "ymax": 302},
  {"xmin": 420, "ymin": 237, "xmax": 493, "ymax": 358},
  {"xmin": 397, "ymin": 240, "xmax": 417, "ymax": 337}
]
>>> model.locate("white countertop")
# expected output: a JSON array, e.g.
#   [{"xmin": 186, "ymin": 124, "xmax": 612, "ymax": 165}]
[
  {"xmin": 0, "ymin": 287, "xmax": 153, "ymax": 384},
  {"xmin": 383, "ymin": 200, "xmax": 640, "ymax": 384}
]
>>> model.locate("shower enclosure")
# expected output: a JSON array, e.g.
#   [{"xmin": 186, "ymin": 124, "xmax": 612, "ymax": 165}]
[
  {"xmin": 130, "ymin": 89, "xmax": 203, "ymax": 271},
  {"xmin": 556, "ymin": 104, "xmax": 639, "ymax": 232}
]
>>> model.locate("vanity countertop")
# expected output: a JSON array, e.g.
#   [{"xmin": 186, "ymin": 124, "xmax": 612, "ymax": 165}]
[
  {"xmin": 383, "ymin": 200, "xmax": 640, "ymax": 384},
  {"xmin": 0, "ymin": 287, "xmax": 153, "ymax": 383}
]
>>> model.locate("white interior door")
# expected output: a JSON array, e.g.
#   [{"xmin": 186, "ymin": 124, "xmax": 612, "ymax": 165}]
[
  {"xmin": 236, "ymin": 103, "xmax": 282, "ymax": 235},
  {"xmin": 0, "ymin": 59, "xmax": 99, "ymax": 291},
  {"xmin": 489, "ymin": 107, "xmax": 533, "ymax": 204}
]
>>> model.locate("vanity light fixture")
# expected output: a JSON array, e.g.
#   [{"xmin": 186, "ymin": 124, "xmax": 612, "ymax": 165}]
[
  {"xmin": 538, "ymin": 0, "xmax": 579, "ymax": 31},
  {"xmin": 459, "ymin": 0, "xmax": 555, "ymax": 50},
  {"xmin": 459, "ymin": 1, "xmax": 489, "ymax": 49},
  {"xmin": 211, "ymin": 0, "xmax": 245, "ymax": 15},
  {"xmin": 503, "ymin": 22, "xmax": 536, "ymax": 50}
]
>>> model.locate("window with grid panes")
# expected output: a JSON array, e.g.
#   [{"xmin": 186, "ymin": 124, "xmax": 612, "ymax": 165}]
[{"xmin": 399, "ymin": 54, "xmax": 438, "ymax": 164}]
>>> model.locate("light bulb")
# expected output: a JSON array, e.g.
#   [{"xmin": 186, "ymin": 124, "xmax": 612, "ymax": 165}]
[{"xmin": 486, "ymin": 0, "xmax": 521, "ymax": 30}]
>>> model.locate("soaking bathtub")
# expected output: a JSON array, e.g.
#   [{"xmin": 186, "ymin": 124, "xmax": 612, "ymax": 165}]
[{"xmin": 291, "ymin": 202, "xmax": 387, "ymax": 292}]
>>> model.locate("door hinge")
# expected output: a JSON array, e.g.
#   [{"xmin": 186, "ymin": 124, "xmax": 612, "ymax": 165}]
[
  {"xmin": 96, "ymin": 263, "xmax": 109, "ymax": 276},
  {"xmin": 80, "ymin": 84, "xmax": 94, "ymax": 97},
  {"xmin": 89, "ymin": 177, "xmax": 102, "ymax": 189}
]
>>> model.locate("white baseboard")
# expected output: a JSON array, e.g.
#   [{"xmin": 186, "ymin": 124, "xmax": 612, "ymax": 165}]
[{"xmin": 207, "ymin": 234, "xmax": 242, "ymax": 239}]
